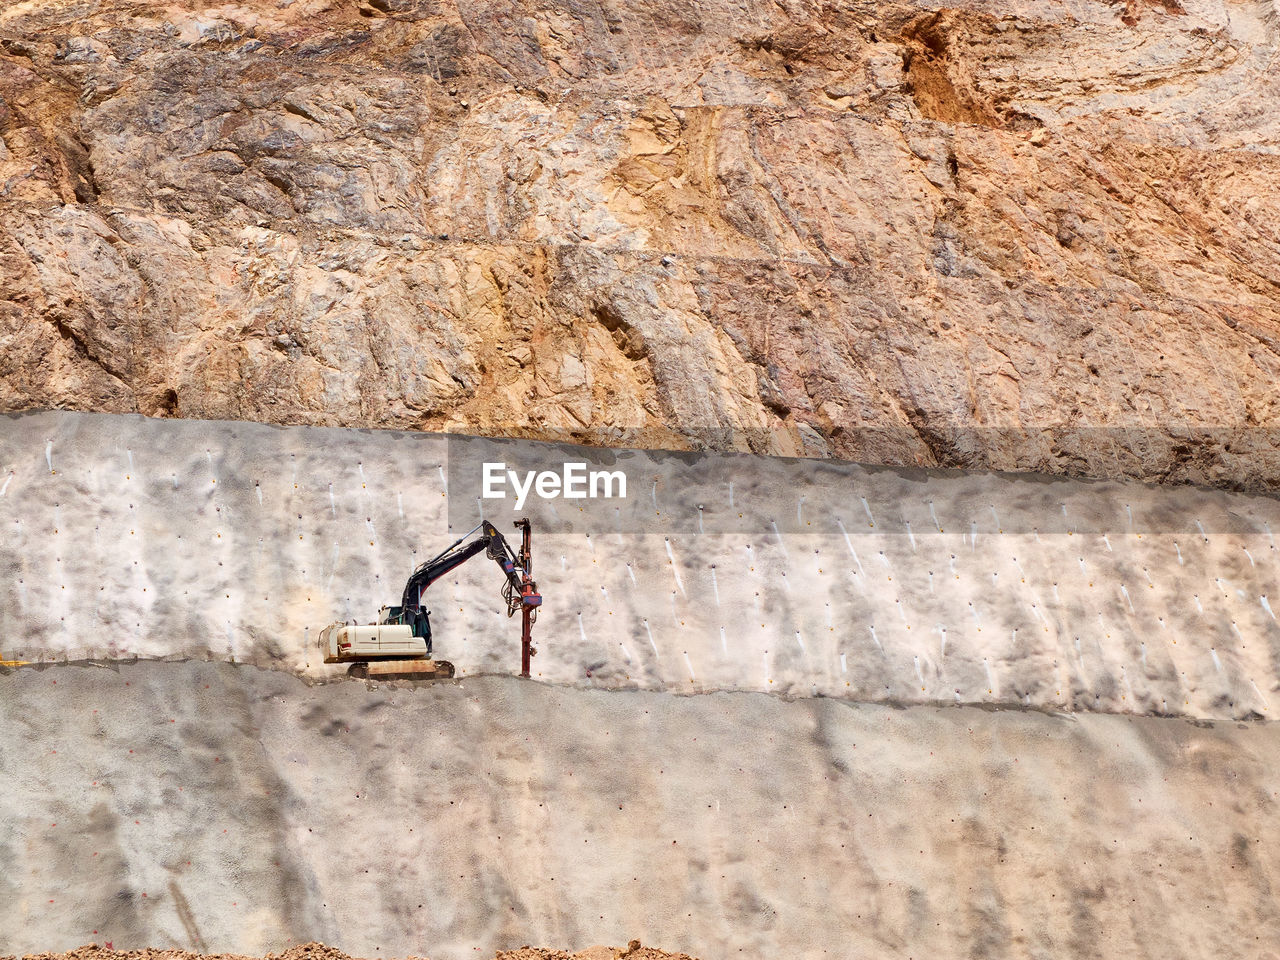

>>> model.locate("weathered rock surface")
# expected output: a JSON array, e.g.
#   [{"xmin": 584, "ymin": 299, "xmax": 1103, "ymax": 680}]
[{"xmin": 2, "ymin": 0, "xmax": 1280, "ymax": 488}]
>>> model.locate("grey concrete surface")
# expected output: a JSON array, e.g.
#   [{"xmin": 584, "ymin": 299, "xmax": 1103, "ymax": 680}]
[
  {"xmin": 2, "ymin": 411, "xmax": 1280, "ymax": 719},
  {"xmin": 2, "ymin": 660, "xmax": 1280, "ymax": 958}
]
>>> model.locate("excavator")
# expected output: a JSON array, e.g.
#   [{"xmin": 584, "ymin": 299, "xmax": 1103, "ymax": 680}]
[{"xmin": 319, "ymin": 519, "xmax": 541, "ymax": 680}]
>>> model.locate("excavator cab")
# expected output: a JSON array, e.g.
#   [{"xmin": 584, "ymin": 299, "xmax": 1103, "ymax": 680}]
[{"xmin": 378, "ymin": 604, "xmax": 434, "ymax": 654}]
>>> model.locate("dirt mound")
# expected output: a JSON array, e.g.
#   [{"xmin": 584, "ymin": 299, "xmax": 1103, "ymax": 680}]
[
  {"xmin": 6, "ymin": 942, "xmax": 694, "ymax": 960},
  {"xmin": 497, "ymin": 943, "xmax": 696, "ymax": 960},
  {"xmin": 7, "ymin": 944, "xmax": 387, "ymax": 960}
]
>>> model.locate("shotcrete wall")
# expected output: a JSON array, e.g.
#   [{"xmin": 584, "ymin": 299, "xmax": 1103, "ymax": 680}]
[
  {"xmin": 3, "ymin": 661, "xmax": 1280, "ymax": 959},
  {"xmin": 4, "ymin": 411, "xmax": 1280, "ymax": 958},
  {"xmin": 2, "ymin": 411, "xmax": 1279, "ymax": 719}
]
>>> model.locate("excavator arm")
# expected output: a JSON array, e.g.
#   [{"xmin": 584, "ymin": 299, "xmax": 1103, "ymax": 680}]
[
  {"xmin": 399, "ymin": 533, "xmax": 492, "ymax": 613},
  {"xmin": 385, "ymin": 519, "xmax": 541, "ymax": 673}
]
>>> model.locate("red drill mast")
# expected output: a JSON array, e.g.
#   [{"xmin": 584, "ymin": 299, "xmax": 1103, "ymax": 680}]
[{"xmin": 513, "ymin": 518, "xmax": 539, "ymax": 677}]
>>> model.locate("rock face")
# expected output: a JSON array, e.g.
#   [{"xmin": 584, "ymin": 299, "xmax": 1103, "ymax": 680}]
[{"xmin": 2, "ymin": 0, "xmax": 1280, "ymax": 488}]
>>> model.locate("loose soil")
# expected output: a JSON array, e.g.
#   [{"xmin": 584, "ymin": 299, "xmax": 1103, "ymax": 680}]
[{"xmin": 6, "ymin": 941, "xmax": 697, "ymax": 960}]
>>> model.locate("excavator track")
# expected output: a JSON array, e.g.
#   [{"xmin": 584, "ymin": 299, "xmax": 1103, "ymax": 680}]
[{"xmin": 347, "ymin": 659, "xmax": 455, "ymax": 681}]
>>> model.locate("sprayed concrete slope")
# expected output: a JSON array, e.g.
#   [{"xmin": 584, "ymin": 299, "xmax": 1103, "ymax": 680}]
[
  {"xmin": 3, "ymin": 661, "xmax": 1280, "ymax": 958},
  {"xmin": 2, "ymin": 411, "xmax": 1280, "ymax": 719}
]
